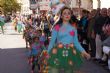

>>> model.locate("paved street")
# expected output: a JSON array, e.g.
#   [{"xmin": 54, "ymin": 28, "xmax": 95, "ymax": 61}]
[
  {"xmin": 0, "ymin": 22, "xmax": 109, "ymax": 73},
  {"xmin": 0, "ymin": 22, "xmax": 31, "ymax": 73}
]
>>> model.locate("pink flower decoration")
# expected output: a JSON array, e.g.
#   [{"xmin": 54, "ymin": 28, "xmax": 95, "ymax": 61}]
[
  {"xmin": 69, "ymin": 30, "xmax": 75, "ymax": 36},
  {"xmin": 54, "ymin": 25, "xmax": 60, "ymax": 31}
]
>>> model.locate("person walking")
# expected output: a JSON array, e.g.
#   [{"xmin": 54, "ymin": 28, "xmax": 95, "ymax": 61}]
[
  {"xmin": 0, "ymin": 12, "xmax": 5, "ymax": 34},
  {"xmin": 47, "ymin": 6, "xmax": 90, "ymax": 73}
]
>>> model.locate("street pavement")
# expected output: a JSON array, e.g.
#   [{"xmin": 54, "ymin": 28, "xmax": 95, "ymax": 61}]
[
  {"xmin": 0, "ymin": 22, "xmax": 31, "ymax": 73},
  {"xmin": 0, "ymin": 22, "xmax": 109, "ymax": 73}
]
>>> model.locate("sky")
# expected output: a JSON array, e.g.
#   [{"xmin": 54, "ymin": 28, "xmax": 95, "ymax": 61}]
[
  {"xmin": 101, "ymin": 0, "xmax": 110, "ymax": 8},
  {"xmin": 93, "ymin": 0, "xmax": 110, "ymax": 9}
]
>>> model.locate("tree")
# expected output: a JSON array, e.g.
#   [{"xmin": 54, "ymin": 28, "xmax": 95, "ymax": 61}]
[{"xmin": 0, "ymin": 0, "xmax": 21, "ymax": 15}]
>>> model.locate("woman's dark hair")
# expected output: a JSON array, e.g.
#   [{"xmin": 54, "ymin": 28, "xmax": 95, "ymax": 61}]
[{"xmin": 55, "ymin": 6, "xmax": 73, "ymax": 26}]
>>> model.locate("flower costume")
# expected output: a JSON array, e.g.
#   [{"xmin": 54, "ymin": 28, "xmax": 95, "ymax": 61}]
[
  {"xmin": 48, "ymin": 24, "xmax": 84, "ymax": 70},
  {"xmin": 31, "ymin": 42, "xmax": 42, "ymax": 56}
]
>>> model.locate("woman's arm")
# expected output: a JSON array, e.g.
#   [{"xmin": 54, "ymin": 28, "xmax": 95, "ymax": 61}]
[
  {"xmin": 48, "ymin": 28, "xmax": 58, "ymax": 53},
  {"xmin": 73, "ymin": 28, "xmax": 90, "ymax": 59},
  {"xmin": 73, "ymin": 29, "xmax": 85, "ymax": 52}
]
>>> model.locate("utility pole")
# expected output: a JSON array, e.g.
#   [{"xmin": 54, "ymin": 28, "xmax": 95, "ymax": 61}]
[
  {"xmin": 70, "ymin": 0, "xmax": 73, "ymax": 10},
  {"xmin": 90, "ymin": 0, "xmax": 93, "ymax": 10},
  {"xmin": 97, "ymin": 0, "xmax": 101, "ymax": 8},
  {"xmin": 78, "ymin": 0, "xmax": 81, "ymax": 18},
  {"xmin": 36, "ymin": 0, "xmax": 40, "ymax": 14}
]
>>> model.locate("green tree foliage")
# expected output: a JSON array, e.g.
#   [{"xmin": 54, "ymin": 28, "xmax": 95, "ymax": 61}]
[{"xmin": 0, "ymin": 0, "xmax": 21, "ymax": 15}]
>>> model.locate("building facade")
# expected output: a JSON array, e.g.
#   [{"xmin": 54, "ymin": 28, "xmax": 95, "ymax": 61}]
[
  {"xmin": 70, "ymin": 0, "xmax": 93, "ymax": 11},
  {"xmin": 17, "ymin": 0, "xmax": 32, "ymax": 15},
  {"xmin": 38, "ymin": 0, "xmax": 51, "ymax": 13}
]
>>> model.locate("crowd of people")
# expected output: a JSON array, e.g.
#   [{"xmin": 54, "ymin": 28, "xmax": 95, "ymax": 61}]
[
  {"xmin": 21, "ymin": 7, "xmax": 110, "ymax": 73},
  {"xmin": 0, "ymin": 6, "xmax": 110, "ymax": 73},
  {"xmin": 75, "ymin": 7, "xmax": 110, "ymax": 71},
  {"xmin": 87, "ymin": 8, "xmax": 110, "ymax": 70}
]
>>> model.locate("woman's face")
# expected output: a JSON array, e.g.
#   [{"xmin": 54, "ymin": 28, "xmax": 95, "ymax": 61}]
[
  {"xmin": 61, "ymin": 9, "xmax": 71, "ymax": 22},
  {"xmin": 107, "ymin": 8, "xmax": 110, "ymax": 17}
]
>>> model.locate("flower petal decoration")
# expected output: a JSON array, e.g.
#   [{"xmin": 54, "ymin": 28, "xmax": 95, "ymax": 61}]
[
  {"xmin": 54, "ymin": 24, "xmax": 60, "ymax": 31},
  {"xmin": 69, "ymin": 30, "xmax": 75, "ymax": 36}
]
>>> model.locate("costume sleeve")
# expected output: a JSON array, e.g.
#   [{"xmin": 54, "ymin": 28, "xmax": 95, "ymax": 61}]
[
  {"xmin": 73, "ymin": 28, "xmax": 85, "ymax": 52},
  {"xmin": 48, "ymin": 28, "xmax": 57, "ymax": 53}
]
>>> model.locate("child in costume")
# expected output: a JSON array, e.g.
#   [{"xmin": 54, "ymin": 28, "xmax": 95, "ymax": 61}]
[
  {"xmin": 0, "ymin": 15, "xmax": 5, "ymax": 34},
  {"xmin": 30, "ymin": 36, "xmax": 44, "ymax": 73},
  {"xmin": 23, "ymin": 25, "xmax": 30, "ymax": 48},
  {"xmin": 29, "ymin": 29, "xmax": 47, "ymax": 73},
  {"xmin": 47, "ymin": 6, "xmax": 90, "ymax": 73},
  {"xmin": 38, "ymin": 30, "xmax": 49, "ymax": 73},
  {"xmin": 38, "ymin": 48, "xmax": 49, "ymax": 73},
  {"xmin": 16, "ymin": 18, "xmax": 24, "ymax": 33}
]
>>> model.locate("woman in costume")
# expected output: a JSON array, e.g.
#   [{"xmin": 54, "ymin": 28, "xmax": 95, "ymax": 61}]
[{"xmin": 47, "ymin": 6, "xmax": 90, "ymax": 73}]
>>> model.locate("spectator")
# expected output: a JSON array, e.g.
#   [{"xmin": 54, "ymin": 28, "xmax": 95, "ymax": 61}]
[
  {"xmin": 87, "ymin": 9, "xmax": 97, "ymax": 59},
  {"xmin": 94, "ymin": 8, "xmax": 109, "ymax": 63},
  {"xmin": 102, "ymin": 8, "xmax": 110, "ymax": 70}
]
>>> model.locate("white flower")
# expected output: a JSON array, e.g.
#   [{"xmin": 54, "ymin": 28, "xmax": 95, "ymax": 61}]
[{"xmin": 62, "ymin": 50, "xmax": 68, "ymax": 57}]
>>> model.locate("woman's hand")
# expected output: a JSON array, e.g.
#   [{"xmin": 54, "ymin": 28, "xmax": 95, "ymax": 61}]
[{"xmin": 81, "ymin": 51, "xmax": 91, "ymax": 60}]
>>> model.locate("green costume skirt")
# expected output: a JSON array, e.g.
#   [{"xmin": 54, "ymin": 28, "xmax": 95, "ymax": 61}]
[
  {"xmin": 17, "ymin": 24, "xmax": 22, "ymax": 33},
  {"xmin": 48, "ymin": 45, "xmax": 83, "ymax": 70},
  {"xmin": 0, "ymin": 21, "xmax": 5, "ymax": 26}
]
